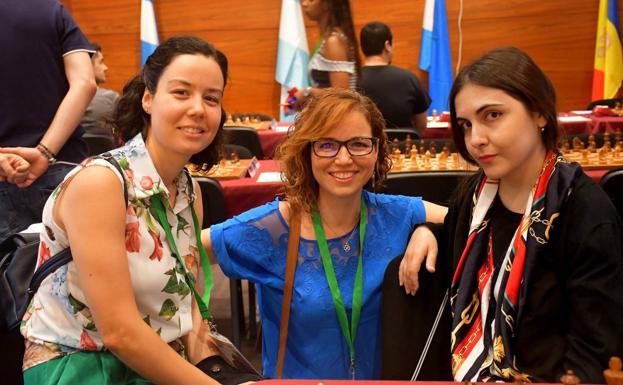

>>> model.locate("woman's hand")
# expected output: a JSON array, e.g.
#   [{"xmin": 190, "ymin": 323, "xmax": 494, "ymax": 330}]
[{"xmin": 399, "ymin": 225, "xmax": 438, "ymax": 295}]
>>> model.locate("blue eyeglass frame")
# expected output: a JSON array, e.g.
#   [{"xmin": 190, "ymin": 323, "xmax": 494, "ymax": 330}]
[{"xmin": 310, "ymin": 137, "xmax": 379, "ymax": 158}]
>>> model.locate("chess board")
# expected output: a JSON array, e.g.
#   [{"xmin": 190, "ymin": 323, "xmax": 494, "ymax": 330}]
[
  {"xmin": 388, "ymin": 142, "xmax": 477, "ymax": 173},
  {"xmin": 188, "ymin": 158, "xmax": 259, "ymax": 180},
  {"xmin": 223, "ymin": 114, "xmax": 270, "ymax": 130},
  {"xmin": 562, "ymin": 131, "xmax": 623, "ymax": 170}
]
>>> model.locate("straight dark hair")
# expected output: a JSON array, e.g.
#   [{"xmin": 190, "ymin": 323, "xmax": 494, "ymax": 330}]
[
  {"xmin": 112, "ymin": 36, "xmax": 228, "ymax": 166},
  {"xmin": 360, "ymin": 21, "xmax": 393, "ymax": 57},
  {"xmin": 449, "ymin": 46, "xmax": 560, "ymax": 164},
  {"xmin": 326, "ymin": 0, "xmax": 361, "ymax": 77}
]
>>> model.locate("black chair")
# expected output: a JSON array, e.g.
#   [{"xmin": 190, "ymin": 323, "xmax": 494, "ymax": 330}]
[
  {"xmin": 384, "ymin": 128, "xmax": 420, "ymax": 142},
  {"xmin": 223, "ymin": 126, "xmax": 264, "ymax": 159},
  {"xmin": 586, "ymin": 97, "xmax": 623, "ymax": 110},
  {"xmin": 379, "ymin": 171, "xmax": 473, "ymax": 206},
  {"xmin": 224, "ymin": 144, "xmax": 254, "ymax": 160},
  {"xmin": 600, "ymin": 168, "xmax": 623, "ymax": 218},
  {"xmin": 195, "ymin": 177, "xmax": 256, "ymax": 348},
  {"xmin": 83, "ymin": 134, "xmax": 116, "ymax": 156}
]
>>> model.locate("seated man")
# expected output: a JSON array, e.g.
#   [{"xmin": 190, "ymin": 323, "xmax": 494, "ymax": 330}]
[
  {"xmin": 81, "ymin": 42, "xmax": 119, "ymax": 140},
  {"xmin": 359, "ymin": 21, "xmax": 430, "ymax": 136}
]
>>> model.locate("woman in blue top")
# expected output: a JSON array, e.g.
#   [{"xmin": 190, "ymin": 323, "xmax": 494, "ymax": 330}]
[{"xmin": 203, "ymin": 88, "xmax": 446, "ymax": 379}]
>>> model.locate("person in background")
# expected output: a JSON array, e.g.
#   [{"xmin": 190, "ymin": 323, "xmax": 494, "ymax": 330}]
[
  {"xmin": 359, "ymin": 21, "xmax": 430, "ymax": 136},
  {"xmin": 390, "ymin": 46, "xmax": 623, "ymax": 383},
  {"xmin": 294, "ymin": 0, "xmax": 361, "ymax": 109},
  {"xmin": 21, "ymin": 36, "xmax": 259, "ymax": 385},
  {"xmin": 0, "ymin": 0, "xmax": 96, "ymax": 243},
  {"xmin": 203, "ymin": 88, "xmax": 447, "ymax": 379},
  {"xmin": 0, "ymin": 2, "xmax": 96, "ymax": 384},
  {"xmin": 81, "ymin": 42, "xmax": 120, "ymax": 140}
]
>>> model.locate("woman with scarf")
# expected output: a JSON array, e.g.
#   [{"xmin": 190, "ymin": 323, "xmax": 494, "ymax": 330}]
[{"xmin": 386, "ymin": 46, "xmax": 623, "ymax": 383}]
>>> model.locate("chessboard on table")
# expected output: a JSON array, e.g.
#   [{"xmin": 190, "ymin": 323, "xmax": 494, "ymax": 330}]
[
  {"xmin": 223, "ymin": 113, "xmax": 270, "ymax": 130},
  {"xmin": 387, "ymin": 139, "xmax": 477, "ymax": 173},
  {"xmin": 561, "ymin": 130, "xmax": 623, "ymax": 171},
  {"xmin": 187, "ymin": 157, "xmax": 259, "ymax": 181}
]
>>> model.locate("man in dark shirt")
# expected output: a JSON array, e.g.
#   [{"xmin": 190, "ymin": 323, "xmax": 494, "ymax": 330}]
[
  {"xmin": 359, "ymin": 22, "xmax": 430, "ymax": 136},
  {"xmin": 0, "ymin": 0, "xmax": 96, "ymax": 243},
  {"xmin": 82, "ymin": 42, "xmax": 120, "ymax": 140}
]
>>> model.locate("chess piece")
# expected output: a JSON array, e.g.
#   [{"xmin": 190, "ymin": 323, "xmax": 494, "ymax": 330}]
[
  {"xmin": 443, "ymin": 144, "xmax": 451, "ymax": 157},
  {"xmin": 405, "ymin": 134, "xmax": 413, "ymax": 158},
  {"xmin": 604, "ymin": 356, "xmax": 623, "ymax": 385},
  {"xmin": 572, "ymin": 136, "xmax": 584, "ymax": 151},
  {"xmin": 438, "ymin": 151, "xmax": 448, "ymax": 169},
  {"xmin": 429, "ymin": 143, "xmax": 437, "ymax": 157},
  {"xmin": 392, "ymin": 137, "xmax": 400, "ymax": 152},
  {"xmin": 410, "ymin": 144, "xmax": 418, "ymax": 160},
  {"xmin": 423, "ymin": 150, "xmax": 432, "ymax": 169},
  {"xmin": 581, "ymin": 149, "xmax": 589, "ymax": 164},
  {"xmin": 588, "ymin": 134, "xmax": 597, "ymax": 153},
  {"xmin": 560, "ymin": 369, "xmax": 580, "ymax": 385},
  {"xmin": 419, "ymin": 140, "xmax": 426, "ymax": 156},
  {"xmin": 201, "ymin": 163, "xmax": 210, "ymax": 172},
  {"xmin": 230, "ymin": 151, "xmax": 240, "ymax": 164}
]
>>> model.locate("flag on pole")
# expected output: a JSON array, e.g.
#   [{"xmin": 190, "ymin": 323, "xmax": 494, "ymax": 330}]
[
  {"xmin": 275, "ymin": 0, "xmax": 309, "ymax": 121},
  {"xmin": 591, "ymin": 0, "xmax": 623, "ymax": 100},
  {"xmin": 419, "ymin": 0, "xmax": 453, "ymax": 115},
  {"xmin": 141, "ymin": 0, "xmax": 159, "ymax": 66}
]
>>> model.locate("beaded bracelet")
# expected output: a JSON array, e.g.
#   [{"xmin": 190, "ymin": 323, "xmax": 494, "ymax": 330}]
[{"xmin": 36, "ymin": 143, "xmax": 57, "ymax": 164}]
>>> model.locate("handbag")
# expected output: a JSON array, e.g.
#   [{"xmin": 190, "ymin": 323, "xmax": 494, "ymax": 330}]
[
  {"xmin": 0, "ymin": 153, "xmax": 127, "ymax": 332},
  {"xmin": 276, "ymin": 210, "xmax": 301, "ymax": 378}
]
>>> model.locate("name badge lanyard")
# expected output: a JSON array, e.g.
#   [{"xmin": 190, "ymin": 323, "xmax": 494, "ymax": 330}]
[
  {"xmin": 150, "ymin": 195, "xmax": 214, "ymax": 323},
  {"xmin": 311, "ymin": 197, "xmax": 367, "ymax": 380}
]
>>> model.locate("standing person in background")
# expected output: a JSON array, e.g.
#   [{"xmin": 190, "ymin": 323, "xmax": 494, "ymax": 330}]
[
  {"xmin": 294, "ymin": 0, "xmax": 360, "ymax": 109},
  {"xmin": 0, "ymin": 0, "xmax": 97, "ymax": 243},
  {"xmin": 81, "ymin": 42, "xmax": 120, "ymax": 141},
  {"xmin": 359, "ymin": 22, "xmax": 430, "ymax": 136},
  {"xmin": 0, "ymin": 2, "xmax": 95, "ymax": 384}
]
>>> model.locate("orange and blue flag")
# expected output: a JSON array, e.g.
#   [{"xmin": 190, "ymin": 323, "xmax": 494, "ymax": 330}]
[{"xmin": 592, "ymin": 0, "xmax": 623, "ymax": 100}]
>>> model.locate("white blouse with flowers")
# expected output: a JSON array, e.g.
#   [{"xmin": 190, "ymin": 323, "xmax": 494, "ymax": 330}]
[{"xmin": 21, "ymin": 134, "xmax": 200, "ymax": 370}]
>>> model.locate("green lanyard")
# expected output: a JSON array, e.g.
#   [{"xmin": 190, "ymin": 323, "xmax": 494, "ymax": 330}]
[
  {"xmin": 149, "ymin": 195, "xmax": 214, "ymax": 322},
  {"xmin": 311, "ymin": 197, "xmax": 367, "ymax": 380}
]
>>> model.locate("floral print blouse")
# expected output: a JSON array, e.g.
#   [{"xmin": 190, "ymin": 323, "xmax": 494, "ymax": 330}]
[{"xmin": 21, "ymin": 134, "xmax": 200, "ymax": 370}]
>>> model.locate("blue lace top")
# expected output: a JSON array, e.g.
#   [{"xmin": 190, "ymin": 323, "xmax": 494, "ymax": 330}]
[{"xmin": 211, "ymin": 191, "xmax": 426, "ymax": 379}]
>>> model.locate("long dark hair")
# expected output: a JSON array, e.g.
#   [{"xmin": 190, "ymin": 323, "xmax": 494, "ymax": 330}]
[
  {"xmin": 326, "ymin": 0, "xmax": 361, "ymax": 76},
  {"xmin": 112, "ymin": 36, "xmax": 228, "ymax": 166},
  {"xmin": 449, "ymin": 46, "xmax": 560, "ymax": 165}
]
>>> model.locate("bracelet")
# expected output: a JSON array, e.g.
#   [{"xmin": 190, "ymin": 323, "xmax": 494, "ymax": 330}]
[
  {"xmin": 37, "ymin": 143, "xmax": 57, "ymax": 164},
  {"xmin": 303, "ymin": 86, "xmax": 312, "ymax": 98}
]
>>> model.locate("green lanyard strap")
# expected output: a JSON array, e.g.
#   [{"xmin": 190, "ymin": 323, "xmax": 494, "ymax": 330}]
[
  {"xmin": 311, "ymin": 196, "xmax": 367, "ymax": 379},
  {"xmin": 149, "ymin": 195, "xmax": 214, "ymax": 322}
]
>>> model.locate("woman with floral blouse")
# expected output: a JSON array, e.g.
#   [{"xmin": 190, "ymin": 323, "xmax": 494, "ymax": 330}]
[{"xmin": 20, "ymin": 36, "xmax": 258, "ymax": 385}]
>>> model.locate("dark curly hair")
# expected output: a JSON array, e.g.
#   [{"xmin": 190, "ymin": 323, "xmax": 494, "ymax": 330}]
[
  {"xmin": 112, "ymin": 36, "xmax": 228, "ymax": 166},
  {"xmin": 276, "ymin": 88, "xmax": 390, "ymax": 213}
]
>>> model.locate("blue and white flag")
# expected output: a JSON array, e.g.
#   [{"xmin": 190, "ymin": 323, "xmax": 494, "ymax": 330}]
[
  {"xmin": 275, "ymin": 0, "xmax": 309, "ymax": 121},
  {"xmin": 419, "ymin": 0, "xmax": 453, "ymax": 115},
  {"xmin": 141, "ymin": 0, "xmax": 159, "ymax": 66}
]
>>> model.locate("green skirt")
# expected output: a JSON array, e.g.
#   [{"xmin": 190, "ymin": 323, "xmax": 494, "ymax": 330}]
[{"xmin": 24, "ymin": 350, "xmax": 153, "ymax": 385}]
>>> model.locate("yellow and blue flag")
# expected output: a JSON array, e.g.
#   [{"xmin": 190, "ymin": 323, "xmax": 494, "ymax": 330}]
[{"xmin": 592, "ymin": 0, "xmax": 623, "ymax": 100}]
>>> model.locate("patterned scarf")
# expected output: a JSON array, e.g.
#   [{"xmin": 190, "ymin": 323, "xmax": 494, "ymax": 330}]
[{"xmin": 450, "ymin": 152, "xmax": 582, "ymax": 382}]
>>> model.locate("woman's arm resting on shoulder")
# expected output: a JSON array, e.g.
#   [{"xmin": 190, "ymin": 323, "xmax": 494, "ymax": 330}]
[
  {"xmin": 400, "ymin": 225, "xmax": 439, "ymax": 295},
  {"xmin": 58, "ymin": 167, "xmax": 218, "ymax": 385},
  {"xmin": 424, "ymin": 201, "xmax": 448, "ymax": 223},
  {"xmin": 324, "ymin": 34, "xmax": 352, "ymax": 89}
]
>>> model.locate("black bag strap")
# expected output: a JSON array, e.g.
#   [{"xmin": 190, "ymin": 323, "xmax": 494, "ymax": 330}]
[{"xmin": 28, "ymin": 153, "xmax": 128, "ymax": 295}]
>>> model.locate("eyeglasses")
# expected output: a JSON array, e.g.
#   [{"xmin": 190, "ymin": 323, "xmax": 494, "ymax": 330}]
[{"xmin": 311, "ymin": 137, "xmax": 378, "ymax": 158}]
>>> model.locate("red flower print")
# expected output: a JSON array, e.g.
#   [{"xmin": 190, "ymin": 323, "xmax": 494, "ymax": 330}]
[
  {"xmin": 38, "ymin": 241, "xmax": 51, "ymax": 268},
  {"xmin": 149, "ymin": 230, "xmax": 163, "ymax": 261},
  {"xmin": 125, "ymin": 222, "xmax": 140, "ymax": 253},
  {"xmin": 140, "ymin": 176, "xmax": 154, "ymax": 190},
  {"xmin": 124, "ymin": 168, "xmax": 134, "ymax": 181},
  {"xmin": 80, "ymin": 330, "xmax": 98, "ymax": 351}
]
